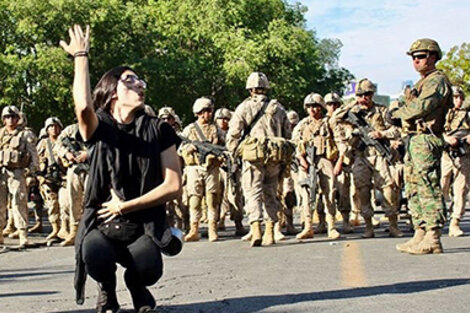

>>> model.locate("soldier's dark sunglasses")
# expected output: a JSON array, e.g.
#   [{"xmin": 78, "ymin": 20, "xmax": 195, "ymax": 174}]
[
  {"xmin": 412, "ymin": 53, "xmax": 428, "ymax": 60},
  {"xmin": 356, "ymin": 92, "xmax": 373, "ymax": 97}
]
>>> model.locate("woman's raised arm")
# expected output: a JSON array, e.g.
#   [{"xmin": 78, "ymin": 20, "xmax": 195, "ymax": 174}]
[{"xmin": 60, "ymin": 24, "xmax": 98, "ymax": 141}]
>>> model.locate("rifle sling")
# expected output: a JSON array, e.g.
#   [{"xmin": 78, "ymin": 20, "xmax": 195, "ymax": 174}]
[
  {"xmin": 194, "ymin": 122, "xmax": 210, "ymax": 143},
  {"xmin": 46, "ymin": 138, "xmax": 58, "ymax": 166},
  {"xmin": 233, "ymin": 98, "xmax": 269, "ymax": 152}
]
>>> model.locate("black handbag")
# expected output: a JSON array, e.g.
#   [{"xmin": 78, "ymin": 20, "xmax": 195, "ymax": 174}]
[{"xmin": 97, "ymin": 219, "xmax": 141, "ymax": 242}]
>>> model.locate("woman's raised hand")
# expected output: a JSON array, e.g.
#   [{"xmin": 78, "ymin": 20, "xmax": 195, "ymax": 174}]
[{"xmin": 59, "ymin": 24, "xmax": 90, "ymax": 56}]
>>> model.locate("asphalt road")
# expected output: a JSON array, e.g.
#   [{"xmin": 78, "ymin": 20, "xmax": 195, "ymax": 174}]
[{"xmin": 1, "ymin": 216, "xmax": 470, "ymax": 313}]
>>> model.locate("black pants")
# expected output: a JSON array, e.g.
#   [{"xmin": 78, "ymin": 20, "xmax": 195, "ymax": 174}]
[{"xmin": 82, "ymin": 229, "xmax": 163, "ymax": 309}]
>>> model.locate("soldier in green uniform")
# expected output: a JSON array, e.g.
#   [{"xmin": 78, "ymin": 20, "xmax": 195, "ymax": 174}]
[{"xmin": 393, "ymin": 39, "xmax": 453, "ymax": 254}]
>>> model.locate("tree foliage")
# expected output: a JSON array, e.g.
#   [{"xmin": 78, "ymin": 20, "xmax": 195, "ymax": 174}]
[
  {"xmin": 438, "ymin": 42, "xmax": 470, "ymax": 94},
  {"xmin": 0, "ymin": 0, "xmax": 352, "ymax": 130}
]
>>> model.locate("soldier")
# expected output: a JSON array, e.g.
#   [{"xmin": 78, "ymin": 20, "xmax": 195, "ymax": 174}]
[
  {"xmin": 440, "ymin": 86, "xmax": 470, "ymax": 237},
  {"xmin": 0, "ymin": 105, "xmax": 39, "ymax": 248},
  {"xmin": 159, "ymin": 107, "xmax": 178, "ymax": 130},
  {"xmin": 326, "ymin": 92, "xmax": 354, "ymax": 234},
  {"xmin": 393, "ymin": 38, "xmax": 452, "ymax": 254},
  {"xmin": 293, "ymin": 93, "xmax": 340, "ymax": 240},
  {"xmin": 37, "ymin": 117, "xmax": 67, "ymax": 242},
  {"xmin": 215, "ymin": 108, "xmax": 247, "ymax": 236},
  {"xmin": 334, "ymin": 79, "xmax": 403, "ymax": 238},
  {"xmin": 55, "ymin": 123, "xmax": 88, "ymax": 246},
  {"xmin": 180, "ymin": 97, "xmax": 223, "ymax": 242},
  {"xmin": 226, "ymin": 72, "xmax": 292, "ymax": 247}
]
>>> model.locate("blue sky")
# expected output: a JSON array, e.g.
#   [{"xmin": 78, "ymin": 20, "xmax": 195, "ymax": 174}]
[{"xmin": 296, "ymin": 0, "xmax": 469, "ymax": 96}]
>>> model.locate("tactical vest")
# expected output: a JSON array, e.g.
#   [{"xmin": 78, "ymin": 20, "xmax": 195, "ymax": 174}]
[{"xmin": 0, "ymin": 127, "xmax": 31, "ymax": 169}]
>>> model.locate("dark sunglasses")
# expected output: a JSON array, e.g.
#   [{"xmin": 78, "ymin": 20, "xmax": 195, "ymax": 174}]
[
  {"xmin": 120, "ymin": 74, "xmax": 147, "ymax": 89},
  {"xmin": 412, "ymin": 53, "xmax": 428, "ymax": 60},
  {"xmin": 356, "ymin": 92, "xmax": 373, "ymax": 97}
]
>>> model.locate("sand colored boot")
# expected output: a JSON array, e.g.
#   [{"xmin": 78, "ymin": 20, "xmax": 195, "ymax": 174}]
[
  {"xmin": 274, "ymin": 222, "xmax": 285, "ymax": 242},
  {"xmin": 208, "ymin": 220, "xmax": 219, "ymax": 242},
  {"xmin": 388, "ymin": 215, "xmax": 404, "ymax": 238},
  {"xmin": 262, "ymin": 221, "xmax": 275, "ymax": 246},
  {"xmin": 46, "ymin": 221, "xmax": 60, "ymax": 240},
  {"xmin": 341, "ymin": 212, "xmax": 354, "ymax": 234},
  {"xmin": 184, "ymin": 221, "xmax": 200, "ymax": 242},
  {"xmin": 396, "ymin": 227, "xmax": 425, "ymax": 253},
  {"xmin": 61, "ymin": 224, "xmax": 79, "ymax": 246},
  {"xmin": 407, "ymin": 229, "xmax": 443, "ymax": 255},
  {"xmin": 296, "ymin": 219, "xmax": 314, "ymax": 240},
  {"xmin": 18, "ymin": 229, "xmax": 30, "ymax": 249},
  {"xmin": 3, "ymin": 214, "xmax": 16, "ymax": 236},
  {"xmin": 362, "ymin": 217, "xmax": 375, "ymax": 238},
  {"xmin": 250, "ymin": 221, "xmax": 262, "ymax": 247},
  {"xmin": 448, "ymin": 218, "xmax": 464, "ymax": 237},
  {"xmin": 326, "ymin": 215, "xmax": 341, "ymax": 239},
  {"xmin": 57, "ymin": 219, "xmax": 69, "ymax": 240},
  {"xmin": 29, "ymin": 208, "xmax": 43, "ymax": 233},
  {"xmin": 8, "ymin": 229, "xmax": 20, "ymax": 239}
]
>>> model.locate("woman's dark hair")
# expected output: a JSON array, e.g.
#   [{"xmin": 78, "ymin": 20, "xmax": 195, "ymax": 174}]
[{"xmin": 92, "ymin": 66, "xmax": 135, "ymax": 111}]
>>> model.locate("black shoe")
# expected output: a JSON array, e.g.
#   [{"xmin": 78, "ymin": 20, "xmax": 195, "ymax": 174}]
[{"xmin": 96, "ymin": 282, "xmax": 119, "ymax": 313}]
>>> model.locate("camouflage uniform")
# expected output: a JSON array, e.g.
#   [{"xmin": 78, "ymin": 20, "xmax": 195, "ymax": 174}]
[
  {"xmin": 394, "ymin": 38, "xmax": 452, "ymax": 254},
  {"xmin": 55, "ymin": 123, "xmax": 88, "ymax": 245},
  {"xmin": 227, "ymin": 90, "xmax": 291, "ymax": 246},
  {"xmin": 0, "ymin": 106, "xmax": 39, "ymax": 246},
  {"xmin": 440, "ymin": 87, "xmax": 470, "ymax": 237}
]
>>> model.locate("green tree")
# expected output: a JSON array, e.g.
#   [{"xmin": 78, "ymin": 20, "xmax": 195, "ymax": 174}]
[
  {"xmin": 0, "ymin": 0, "xmax": 352, "ymax": 130},
  {"xmin": 438, "ymin": 43, "xmax": 470, "ymax": 94}
]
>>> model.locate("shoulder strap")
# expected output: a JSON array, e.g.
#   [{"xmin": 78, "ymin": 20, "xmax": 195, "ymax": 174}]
[
  {"xmin": 46, "ymin": 138, "xmax": 57, "ymax": 165},
  {"xmin": 243, "ymin": 98, "xmax": 270, "ymax": 141},
  {"xmin": 193, "ymin": 122, "xmax": 209, "ymax": 142}
]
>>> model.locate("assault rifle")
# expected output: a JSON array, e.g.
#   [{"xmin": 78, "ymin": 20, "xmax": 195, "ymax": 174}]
[
  {"xmin": 179, "ymin": 135, "xmax": 228, "ymax": 166},
  {"xmin": 61, "ymin": 136, "xmax": 89, "ymax": 175},
  {"xmin": 298, "ymin": 144, "xmax": 318, "ymax": 210},
  {"xmin": 345, "ymin": 110, "xmax": 394, "ymax": 163},
  {"xmin": 444, "ymin": 129, "xmax": 470, "ymax": 158}
]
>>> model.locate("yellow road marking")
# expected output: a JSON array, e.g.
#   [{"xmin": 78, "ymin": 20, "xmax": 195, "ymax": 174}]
[{"xmin": 341, "ymin": 241, "xmax": 368, "ymax": 287}]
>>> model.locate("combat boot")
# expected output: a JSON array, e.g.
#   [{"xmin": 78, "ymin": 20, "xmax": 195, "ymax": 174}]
[
  {"xmin": 284, "ymin": 214, "xmax": 298, "ymax": 235},
  {"xmin": 8, "ymin": 229, "xmax": 19, "ymax": 239},
  {"xmin": 18, "ymin": 229, "xmax": 30, "ymax": 249},
  {"xmin": 315, "ymin": 213, "xmax": 327, "ymax": 234},
  {"xmin": 407, "ymin": 228, "xmax": 443, "ymax": 255},
  {"xmin": 3, "ymin": 214, "xmax": 16, "ymax": 236},
  {"xmin": 326, "ymin": 215, "xmax": 341, "ymax": 239},
  {"xmin": 362, "ymin": 217, "xmax": 375, "ymax": 238},
  {"xmin": 273, "ymin": 222, "xmax": 285, "ymax": 242},
  {"xmin": 57, "ymin": 219, "xmax": 69, "ymax": 240},
  {"xmin": 234, "ymin": 220, "xmax": 248, "ymax": 236},
  {"xmin": 350, "ymin": 211, "xmax": 361, "ymax": 226},
  {"xmin": 29, "ymin": 207, "xmax": 43, "ymax": 233},
  {"xmin": 388, "ymin": 215, "xmax": 404, "ymax": 238},
  {"xmin": 46, "ymin": 221, "xmax": 60, "ymax": 240},
  {"xmin": 184, "ymin": 222, "xmax": 200, "ymax": 242},
  {"xmin": 296, "ymin": 219, "xmax": 314, "ymax": 240},
  {"xmin": 396, "ymin": 227, "xmax": 425, "ymax": 253},
  {"xmin": 61, "ymin": 224, "xmax": 79, "ymax": 246},
  {"xmin": 208, "ymin": 220, "xmax": 218, "ymax": 242},
  {"xmin": 217, "ymin": 217, "xmax": 226, "ymax": 231},
  {"xmin": 96, "ymin": 279, "xmax": 119, "ymax": 313},
  {"xmin": 341, "ymin": 212, "xmax": 354, "ymax": 234},
  {"xmin": 250, "ymin": 221, "xmax": 262, "ymax": 247},
  {"xmin": 262, "ymin": 221, "xmax": 275, "ymax": 246},
  {"xmin": 448, "ymin": 218, "xmax": 464, "ymax": 237}
]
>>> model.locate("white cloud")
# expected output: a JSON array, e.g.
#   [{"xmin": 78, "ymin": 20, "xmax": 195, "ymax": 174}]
[{"xmin": 298, "ymin": 0, "xmax": 470, "ymax": 95}]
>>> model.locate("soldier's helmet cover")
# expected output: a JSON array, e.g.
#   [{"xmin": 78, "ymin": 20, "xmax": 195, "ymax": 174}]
[
  {"xmin": 1, "ymin": 105, "xmax": 20, "ymax": 118},
  {"xmin": 44, "ymin": 117, "xmax": 63, "ymax": 129},
  {"xmin": 452, "ymin": 86, "xmax": 465, "ymax": 98},
  {"xmin": 303, "ymin": 93, "xmax": 325, "ymax": 110},
  {"xmin": 356, "ymin": 78, "xmax": 377, "ymax": 95},
  {"xmin": 287, "ymin": 110, "xmax": 299, "ymax": 125},
  {"xmin": 324, "ymin": 92, "xmax": 342, "ymax": 105},
  {"xmin": 407, "ymin": 38, "xmax": 442, "ymax": 60},
  {"xmin": 193, "ymin": 97, "xmax": 214, "ymax": 114},
  {"xmin": 246, "ymin": 72, "xmax": 270, "ymax": 90},
  {"xmin": 214, "ymin": 108, "xmax": 232, "ymax": 120},
  {"xmin": 158, "ymin": 106, "xmax": 176, "ymax": 119}
]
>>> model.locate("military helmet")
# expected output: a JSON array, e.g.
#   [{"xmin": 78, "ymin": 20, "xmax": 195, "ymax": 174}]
[
  {"xmin": 452, "ymin": 86, "xmax": 465, "ymax": 98},
  {"xmin": 324, "ymin": 92, "xmax": 342, "ymax": 105},
  {"xmin": 193, "ymin": 97, "xmax": 214, "ymax": 114},
  {"xmin": 214, "ymin": 108, "xmax": 232, "ymax": 120},
  {"xmin": 44, "ymin": 117, "xmax": 63, "ymax": 129},
  {"xmin": 356, "ymin": 78, "xmax": 377, "ymax": 95},
  {"xmin": 158, "ymin": 106, "xmax": 176, "ymax": 119},
  {"xmin": 246, "ymin": 72, "xmax": 270, "ymax": 90},
  {"xmin": 407, "ymin": 38, "xmax": 442, "ymax": 60},
  {"xmin": 1, "ymin": 105, "xmax": 20, "ymax": 118},
  {"xmin": 303, "ymin": 93, "xmax": 325, "ymax": 110},
  {"xmin": 287, "ymin": 110, "xmax": 299, "ymax": 125}
]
